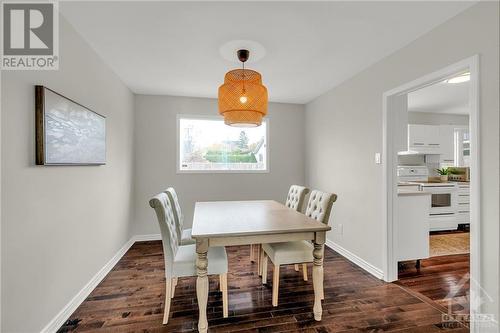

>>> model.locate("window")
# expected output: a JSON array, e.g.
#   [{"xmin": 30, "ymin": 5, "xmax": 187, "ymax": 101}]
[{"xmin": 178, "ymin": 116, "xmax": 268, "ymax": 172}]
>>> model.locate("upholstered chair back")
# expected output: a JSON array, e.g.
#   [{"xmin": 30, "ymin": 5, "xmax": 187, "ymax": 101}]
[
  {"xmin": 165, "ymin": 187, "xmax": 184, "ymax": 241},
  {"xmin": 285, "ymin": 185, "xmax": 310, "ymax": 212},
  {"xmin": 305, "ymin": 190, "xmax": 338, "ymax": 225},
  {"xmin": 149, "ymin": 192, "xmax": 179, "ymax": 277}
]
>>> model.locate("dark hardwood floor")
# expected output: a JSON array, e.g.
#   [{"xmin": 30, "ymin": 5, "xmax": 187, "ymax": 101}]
[
  {"xmin": 58, "ymin": 241, "xmax": 468, "ymax": 332},
  {"xmin": 397, "ymin": 254, "xmax": 470, "ymax": 318}
]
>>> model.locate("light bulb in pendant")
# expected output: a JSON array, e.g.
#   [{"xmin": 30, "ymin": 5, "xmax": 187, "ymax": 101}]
[{"xmin": 240, "ymin": 95, "xmax": 248, "ymax": 104}]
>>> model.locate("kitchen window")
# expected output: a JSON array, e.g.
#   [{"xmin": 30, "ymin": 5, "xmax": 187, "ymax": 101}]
[{"xmin": 177, "ymin": 115, "xmax": 268, "ymax": 173}]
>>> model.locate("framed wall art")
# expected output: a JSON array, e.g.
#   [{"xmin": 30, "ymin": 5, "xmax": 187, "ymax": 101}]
[{"xmin": 35, "ymin": 85, "xmax": 106, "ymax": 165}]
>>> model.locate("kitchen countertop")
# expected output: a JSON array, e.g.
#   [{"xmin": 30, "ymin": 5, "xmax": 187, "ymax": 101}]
[
  {"xmin": 399, "ymin": 181, "xmax": 457, "ymax": 188},
  {"xmin": 398, "ymin": 182, "xmax": 421, "ymax": 186},
  {"xmin": 398, "ymin": 190, "xmax": 432, "ymax": 196},
  {"xmin": 399, "ymin": 181, "xmax": 469, "ymax": 185}
]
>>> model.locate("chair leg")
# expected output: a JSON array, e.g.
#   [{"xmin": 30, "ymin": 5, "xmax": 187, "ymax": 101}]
[
  {"xmin": 221, "ymin": 273, "xmax": 228, "ymax": 318},
  {"xmin": 171, "ymin": 277, "xmax": 177, "ymax": 298},
  {"xmin": 272, "ymin": 264, "xmax": 280, "ymax": 307},
  {"xmin": 262, "ymin": 254, "xmax": 268, "ymax": 284},
  {"xmin": 294, "ymin": 264, "xmax": 299, "ymax": 271},
  {"xmin": 302, "ymin": 264, "xmax": 308, "ymax": 281},
  {"xmin": 250, "ymin": 244, "xmax": 255, "ymax": 262},
  {"xmin": 163, "ymin": 278, "xmax": 173, "ymax": 324}
]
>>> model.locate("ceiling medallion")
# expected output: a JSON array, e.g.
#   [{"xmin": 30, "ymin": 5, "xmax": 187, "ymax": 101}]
[{"xmin": 218, "ymin": 49, "xmax": 268, "ymax": 127}]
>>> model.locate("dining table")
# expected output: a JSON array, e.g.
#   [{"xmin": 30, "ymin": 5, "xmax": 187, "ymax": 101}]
[{"xmin": 191, "ymin": 200, "xmax": 331, "ymax": 333}]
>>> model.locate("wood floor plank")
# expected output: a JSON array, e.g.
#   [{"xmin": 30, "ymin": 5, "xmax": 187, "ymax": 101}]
[
  {"xmin": 397, "ymin": 253, "xmax": 470, "ymax": 317},
  {"xmin": 58, "ymin": 241, "xmax": 468, "ymax": 332}
]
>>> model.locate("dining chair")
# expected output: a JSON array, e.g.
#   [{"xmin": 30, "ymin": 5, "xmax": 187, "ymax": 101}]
[
  {"xmin": 164, "ymin": 187, "xmax": 195, "ymax": 245},
  {"xmin": 254, "ymin": 185, "xmax": 310, "ymax": 275},
  {"xmin": 284, "ymin": 185, "xmax": 310, "ymax": 273},
  {"xmin": 261, "ymin": 190, "xmax": 337, "ymax": 306},
  {"xmin": 149, "ymin": 192, "xmax": 229, "ymax": 324},
  {"xmin": 285, "ymin": 185, "xmax": 310, "ymax": 212}
]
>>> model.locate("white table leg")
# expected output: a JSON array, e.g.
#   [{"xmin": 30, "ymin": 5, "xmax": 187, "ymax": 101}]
[
  {"xmin": 312, "ymin": 241, "xmax": 324, "ymax": 321},
  {"xmin": 196, "ymin": 239, "xmax": 209, "ymax": 333}
]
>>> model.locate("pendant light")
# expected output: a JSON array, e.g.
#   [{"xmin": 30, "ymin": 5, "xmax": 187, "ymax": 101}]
[{"xmin": 218, "ymin": 49, "xmax": 268, "ymax": 127}]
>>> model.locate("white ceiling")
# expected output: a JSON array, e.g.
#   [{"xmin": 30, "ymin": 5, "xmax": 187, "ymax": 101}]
[
  {"xmin": 60, "ymin": 1, "xmax": 476, "ymax": 104},
  {"xmin": 408, "ymin": 79, "xmax": 470, "ymax": 114}
]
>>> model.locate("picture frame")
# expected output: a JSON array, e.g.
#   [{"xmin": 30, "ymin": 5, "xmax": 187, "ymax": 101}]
[{"xmin": 35, "ymin": 85, "xmax": 106, "ymax": 165}]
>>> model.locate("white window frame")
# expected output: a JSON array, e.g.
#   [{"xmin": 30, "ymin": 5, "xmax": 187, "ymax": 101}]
[
  {"xmin": 176, "ymin": 114, "xmax": 270, "ymax": 174},
  {"xmin": 382, "ymin": 55, "xmax": 482, "ymax": 332}
]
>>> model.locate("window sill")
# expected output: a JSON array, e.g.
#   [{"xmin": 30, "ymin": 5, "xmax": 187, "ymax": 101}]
[{"xmin": 176, "ymin": 169, "xmax": 270, "ymax": 174}]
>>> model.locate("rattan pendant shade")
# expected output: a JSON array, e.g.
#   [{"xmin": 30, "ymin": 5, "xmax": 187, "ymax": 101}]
[{"xmin": 218, "ymin": 50, "xmax": 268, "ymax": 127}]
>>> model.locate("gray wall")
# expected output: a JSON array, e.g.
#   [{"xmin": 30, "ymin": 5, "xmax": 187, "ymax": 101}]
[
  {"xmin": 1, "ymin": 17, "xmax": 135, "ymax": 332},
  {"xmin": 305, "ymin": 2, "xmax": 498, "ymax": 320},
  {"xmin": 133, "ymin": 95, "xmax": 305, "ymax": 235},
  {"xmin": 408, "ymin": 111, "xmax": 469, "ymax": 125}
]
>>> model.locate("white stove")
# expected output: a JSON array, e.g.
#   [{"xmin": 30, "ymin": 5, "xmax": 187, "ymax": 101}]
[
  {"xmin": 397, "ymin": 165, "xmax": 428, "ymax": 183},
  {"xmin": 397, "ymin": 165, "xmax": 458, "ymax": 231}
]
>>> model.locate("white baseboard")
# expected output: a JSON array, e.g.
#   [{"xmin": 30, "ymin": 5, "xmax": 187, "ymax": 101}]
[
  {"xmin": 41, "ymin": 234, "xmax": 163, "ymax": 333},
  {"xmin": 42, "ymin": 234, "xmax": 384, "ymax": 332},
  {"xmin": 134, "ymin": 233, "xmax": 161, "ymax": 242},
  {"xmin": 41, "ymin": 236, "xmax": 137, "ymax": 333},
  {"xmin": 325, "ymin": 239, "xmax": 384, "ymax": 280},
  {"xmin": 34, "ymin": 233, "xmax": 497, "ymax": 333}
]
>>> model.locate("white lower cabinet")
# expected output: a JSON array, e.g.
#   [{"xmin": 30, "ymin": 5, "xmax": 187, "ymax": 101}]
[
  {"xmin": 456, "ymin": 183, "xmax": 471, "ymax": 224},
  {"xmin": 397, "ymin": 192, "xmax": 431, "ymax": 262}
]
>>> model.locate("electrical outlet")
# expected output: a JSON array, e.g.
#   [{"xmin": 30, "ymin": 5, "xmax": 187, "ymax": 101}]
[{"xmin": 375, "ymin": 153, "xmax": 382, "ymax": 164}]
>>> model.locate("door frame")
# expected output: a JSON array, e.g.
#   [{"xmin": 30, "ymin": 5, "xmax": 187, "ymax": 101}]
[{"xmin": 382, "ymin": 55, "xmax": 480, "ymax": 325}]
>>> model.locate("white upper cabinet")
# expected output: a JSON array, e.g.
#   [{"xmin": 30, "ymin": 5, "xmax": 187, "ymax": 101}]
[
  {"xmin": 407, "ymin": 124, "xmax": 469, "ymax": 165},
  {"xmin": 439, "ymin": 125, "xmax": 455, "ymax": 164},
  {"xmin": 408, "ymin": 124, "xmax": 441, "ymax": 153}
]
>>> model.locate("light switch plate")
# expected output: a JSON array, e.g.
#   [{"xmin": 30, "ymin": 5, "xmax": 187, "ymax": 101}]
[{"xmin": 375, "ymin": 153, "xmax": 382, "ymax": 164}]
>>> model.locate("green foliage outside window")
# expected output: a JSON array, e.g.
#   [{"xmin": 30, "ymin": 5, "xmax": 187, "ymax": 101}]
[{"xmin": 204, "ymin": 152, "xmax": 257, "ymax": 163}]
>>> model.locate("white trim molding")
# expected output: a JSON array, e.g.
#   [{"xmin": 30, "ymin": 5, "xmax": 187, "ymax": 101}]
[
  {"xmin": 325, "ymin": 239, "xmax": 384, "ymax": 280},
  {"xmin": 134, "ymin": 233, "xmax": 161, "ymax": 242},
  {"xmin": 0, "ymin": 69, "xmax": 3, "ymax": 332},
  {"xmin": 40, "ymin": 237, "xmax": 136, "ymax": 333},
  {"xmin": 40, "ymin": 234, "xmax": 161, "ymax": 333},
  {"xmin": 382, "ymin": 55, "xmax": 482, "ymax": 331}
]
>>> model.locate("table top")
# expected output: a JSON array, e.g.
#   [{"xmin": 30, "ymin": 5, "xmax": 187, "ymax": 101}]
[{"xmin": 191, "ymin": 200, "xmax": 331, "ymax": 238}]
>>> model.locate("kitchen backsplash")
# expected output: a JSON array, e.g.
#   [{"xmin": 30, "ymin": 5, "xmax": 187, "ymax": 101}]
[
  {"xmin": 398, "ymin": 154, "xmax": 425, "ymax": 166},
  {"xmin": 425, "ymin": 155, "xmax": 440, "ymax": 177}
]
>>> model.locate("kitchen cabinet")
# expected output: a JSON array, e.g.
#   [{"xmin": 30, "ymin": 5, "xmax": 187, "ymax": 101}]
[
  {"xmin": 397, "ymin": 192, "xmax": 431, "ymax": 262},
  {"xmin": 407, "ymin": 124, "xmax": 470, "ymax": 166},
  {"xmin": 456, "ymin": 182, "xmax": 471, "ymax": 224},
  {"xmin": 439, "ymin": 125, "xmax": 455, "ymax": 165},
  {"xmin": 408, "ymin": 124, "xmax": 441, "ymax": 153}
]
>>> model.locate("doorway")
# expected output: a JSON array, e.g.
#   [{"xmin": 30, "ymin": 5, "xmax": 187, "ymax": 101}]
[{"xmin": 382, "ymin": 56, "xmax": 480, "ymax": 329}]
